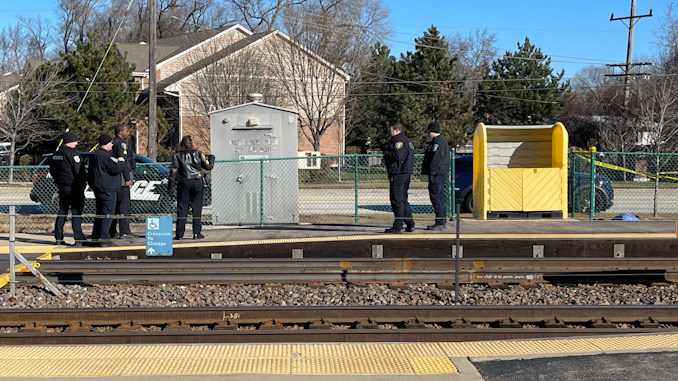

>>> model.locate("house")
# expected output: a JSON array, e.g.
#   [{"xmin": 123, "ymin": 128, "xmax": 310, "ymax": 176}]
[{"xmin": 118, "ymin": 24, "xmax": 350, "ymax": 157}]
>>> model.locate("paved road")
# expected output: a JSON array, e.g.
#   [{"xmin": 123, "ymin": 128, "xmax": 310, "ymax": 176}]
[{"xmin": 3, "ymin": 187, "xmax": 678, "ymax": 216}]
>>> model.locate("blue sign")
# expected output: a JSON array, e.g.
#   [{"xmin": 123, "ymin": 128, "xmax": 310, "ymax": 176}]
[{"xmin": 145, "ymin": 216, "xmax": 173, "ymax": 256}]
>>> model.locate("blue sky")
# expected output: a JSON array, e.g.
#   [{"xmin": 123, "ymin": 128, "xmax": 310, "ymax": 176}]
[
  {"xmin": 0, "ymin": 0, "xmax": 668, "ymax": 78},
  {"xmin": 387, "ymin": 0, "xmax": 666, "ymax": 77}
]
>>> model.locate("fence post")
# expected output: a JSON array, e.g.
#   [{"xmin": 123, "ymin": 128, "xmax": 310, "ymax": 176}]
[
  {"xmin": 354, "ymin": 153, "xmax": 359, "ymax": 223},
  {"xmin": 589, "ymin": 148, "xmax": 596, "ymax": 221},
  {"xmin": 570, "ymin": 152, "xmax": 575, "ymax": 218},
  {"xmin": 9, "ymin": 205, "xmax": 16, "ymax": 297},
  {"xmin": 449, "ymin": 149, "xmax": 455, "ymax": 217},
  {"xmin": 260, "ymin": 159, "xmax": 264, "ymax": 227}
]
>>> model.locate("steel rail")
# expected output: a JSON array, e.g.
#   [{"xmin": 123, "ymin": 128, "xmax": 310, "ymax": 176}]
[
  {"xmin": 15, "ymin": 258, "xmax": 678, "ymax": 285},
  {"xmin": 0, "ymin": 305, "xmax": 677, "ymax": 345}
]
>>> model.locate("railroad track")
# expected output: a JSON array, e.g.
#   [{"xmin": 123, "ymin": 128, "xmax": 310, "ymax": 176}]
[
  {"xmin": 1, "ymin": 305, "xmax": 677, "ymax": 345},
  {"xmin": 17, "ymin": 258, "xmax": 678, "ymax": 285}
]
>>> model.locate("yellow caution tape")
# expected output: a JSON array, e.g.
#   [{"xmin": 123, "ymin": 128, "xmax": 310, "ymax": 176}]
[{"xmin": 574, "ymin": 154, "xmax": 678, "ymax": 182}]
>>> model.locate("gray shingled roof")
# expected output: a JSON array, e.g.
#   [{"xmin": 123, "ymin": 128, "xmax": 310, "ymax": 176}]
[
  {"xmin": 117, "ymin": 26, "xmax": 234, "ymax": 72},
  {"xmin": 0, "ymin": 72, "xmax": 20, "ymax": 93},
  {"xmin": 156, "ymin": 31, "xmax": 273, "ymax": 91}
]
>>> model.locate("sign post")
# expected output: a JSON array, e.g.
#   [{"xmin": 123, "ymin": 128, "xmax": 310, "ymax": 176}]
[{"xmin": 146, "ymin": 216, "xmax": 173, "ymax": 256}]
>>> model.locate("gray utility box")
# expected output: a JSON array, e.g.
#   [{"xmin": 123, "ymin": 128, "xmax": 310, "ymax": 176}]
[{"xmin": 209, "ymin": 100, "xmax": 299, "ymax": 225}]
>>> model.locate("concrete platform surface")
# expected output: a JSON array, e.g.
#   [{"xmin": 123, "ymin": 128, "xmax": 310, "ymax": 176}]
[
  {"xmin": 1, "ymin": 219, "xmax": 676, "ymax": 249},
  {"xmin": 0, "ymin": 334, "xmax": 675, "ymax": 380}
]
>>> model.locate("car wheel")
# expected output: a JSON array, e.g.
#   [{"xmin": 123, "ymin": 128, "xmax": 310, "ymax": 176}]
[
  {"xmin": 573, "ymin": 186, "xmax": 609, "ymax": 213},
  {"xmin": 462, "ymin": 192, "xmax": 473, "ymax": 213}
]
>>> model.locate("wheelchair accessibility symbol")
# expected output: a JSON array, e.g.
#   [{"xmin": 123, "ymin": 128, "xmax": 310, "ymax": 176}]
[{"xmin": 147, "ymin": 217, "xmax": 160, "ymax": 230}]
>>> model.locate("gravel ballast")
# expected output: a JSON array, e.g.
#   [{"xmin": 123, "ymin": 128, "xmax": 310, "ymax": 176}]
[{"xmin": 1, "ymin": 283, "xmax": 677, "ymax": 309}]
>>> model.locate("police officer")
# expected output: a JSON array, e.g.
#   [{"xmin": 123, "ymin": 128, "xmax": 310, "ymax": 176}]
[
  {"xmin": 88, "ymin": 133, "xmax": 122, "ymax": 246},
  {"xmin": 168, "ymin": 135, "xmax": 215, "ymax": 240},
  {"xmin": 421, "ymin": 122, "xmax": 450, "ymax": 230},
  {"xmin": 109, "ymin": 123, "xmax": 135, "ymax": 239},
  {"xmin": 49, "ymin": 131, "xmax": 86, "ymax": 246},
  {"xmin": 383, "ymin": 122, "xmax": 415, "ymax": 234}
]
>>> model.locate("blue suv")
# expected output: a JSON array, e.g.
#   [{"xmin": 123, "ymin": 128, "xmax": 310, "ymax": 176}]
[{"xmin": 453, "ymin": 154, "xmax": 614, "ymax": 213}]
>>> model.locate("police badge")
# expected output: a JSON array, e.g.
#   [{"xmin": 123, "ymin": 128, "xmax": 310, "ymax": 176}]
[{"xmin": 395, "ymin": 142, "xmax": 403, "ymax": 149}]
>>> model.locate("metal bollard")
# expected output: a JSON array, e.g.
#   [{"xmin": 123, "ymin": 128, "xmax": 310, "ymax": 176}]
[{"xmin": 9, "ymin": 206, "xmax": 16, "ymax": 297}]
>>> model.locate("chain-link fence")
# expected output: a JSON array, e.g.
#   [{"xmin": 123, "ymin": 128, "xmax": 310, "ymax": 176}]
[
  {"xmin": 570, "ymin": 150, "xmax": 678, "ymax": 220},
  {"xmin": 0, "ymin": 153, "xmax": 454, "ymax": 234},
  {"xmin": 3, "ymin": 150, "xmax": 677, "ymax": 234}
]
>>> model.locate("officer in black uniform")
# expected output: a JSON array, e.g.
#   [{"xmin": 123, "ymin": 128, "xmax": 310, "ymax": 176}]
[
  {"xmin": 49, "ymin": 131, "xmax": 87, "ymax": 246},
  {"xmin": 421, "ymin": 121, "xmax": 450, "ymax": 230},
  {"xmin": 383, "ymin": 122, "xmax": 415, "ymax": 234},
  {"xmin": 109, "ymin": 124, "xmax": 135, "ymax": 238},
  {"xmin": 88, "ymin": 134, "xmax": 122, "ymax": 246},
  {"xmin": 168, "ymin": 135, "xmax": 215, "ymax": 240}
]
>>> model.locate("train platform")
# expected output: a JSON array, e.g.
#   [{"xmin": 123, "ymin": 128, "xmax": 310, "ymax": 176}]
[
  {"xmin": 1, "ymin": 218, "xmax": 676, "ymax": 250},
  {"xmin": 2, "ymin": 219, "xmax": 677, "ymax": 285},
  {"xmin": 0, "ymin": 333, "xmax": 675, "ymax": 380}
]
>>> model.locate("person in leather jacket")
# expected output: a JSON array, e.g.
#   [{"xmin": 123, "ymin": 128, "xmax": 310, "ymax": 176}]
[{"xmin": 168, "ymin": 135, "xmax": 215, "ymax": 240}]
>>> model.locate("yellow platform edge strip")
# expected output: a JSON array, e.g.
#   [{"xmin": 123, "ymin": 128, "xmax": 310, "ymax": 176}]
[{"xmin": 0, "ymin": 334, "xmax": 677, "ymax": 377}]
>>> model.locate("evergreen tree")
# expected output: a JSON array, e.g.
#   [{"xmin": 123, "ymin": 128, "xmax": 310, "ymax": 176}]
[
  {"xmin": 397, "ymin": 26, "xmax": 471, "ymax": 149},
  {"xmin": 50, "ymin": 31, "xmax": 143, "ymax": 147},
  {"xmin": 346, "ymin": 42, "xmax": 402, "ymax": 150},
  {"xmin": 476, "ymin": 37, "xmax": 569, "ymax": 125}
]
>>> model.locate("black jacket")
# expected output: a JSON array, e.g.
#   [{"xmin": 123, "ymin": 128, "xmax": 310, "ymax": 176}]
[
  {"xmin": 49, "ymin": 146, "xmax": 86, "ymax": 188},
  {"xmin": 421, "ymin": 134, "xmax": 450, "ymax": 176},
  {"xmin": 168, "ymin": 149, "xmax": 215, "ymax": 189},
  {"xmin": 87, "ymin": 148, "xmax": 122, "ymax": 192},
  {"xmin": 383, "ymin": 132, "xmax": 414, "ymax": 176},
  {"xmin": 111, "ymin": 136, "xmax": 135, "ymax": 184}
]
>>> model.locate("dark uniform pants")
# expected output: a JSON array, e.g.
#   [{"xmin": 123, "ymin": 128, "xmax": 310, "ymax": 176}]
[
  {"xmin": 91, "ymin": 189, "xmax": 116, "ymax": 241},
  {"xmin": 175, "ymin": 178, "xmax": 204, "ymax": 238},
  {"xmin": 389, "ymin": 174, "xmax": 414, "ymax": 229},
  {"xmin": 109, "ymin": 186, "xmax": 131, "ymax": 237},
  {"xmin": 428, "ymin": 174, "xmax": 447, "ymax": 225},
  {"xmin": 54, "ymin": 184, "xmax": 86, "ymax": 242}
]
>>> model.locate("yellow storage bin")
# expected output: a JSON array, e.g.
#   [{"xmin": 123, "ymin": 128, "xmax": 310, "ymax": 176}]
[{"xmin": 473, "ymin": 123, "xmax": 568, "ymax": 219}]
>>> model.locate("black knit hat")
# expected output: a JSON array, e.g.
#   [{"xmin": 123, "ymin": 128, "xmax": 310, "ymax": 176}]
[
  {"xmin": 426, "ymin": 122, "xmax": 440, "ymax": 133},
  {"xmin": 62, "ymin": 132, "xmax": 78, "ymax": 143},
  {"xmin": 98, "ymin": 133, "xmax": 112, "ymax": 146}
]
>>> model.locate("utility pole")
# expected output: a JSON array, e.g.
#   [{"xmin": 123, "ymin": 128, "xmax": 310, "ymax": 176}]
[
  {"xmin": 148, "ymin": 0, "xmax": 157, "ymax": 160},
  {"xmin": 608, "ymin": 0, "xmax": 652, "ymax": 108}
]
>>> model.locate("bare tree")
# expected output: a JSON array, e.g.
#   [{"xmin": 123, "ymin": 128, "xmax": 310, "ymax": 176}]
[
  {"xmin": 231, "ymin": 0, "xmax": 307, "ymax": 32},
  {"xmin": 56, "ymin": 0, "xmax": 106, "ymax": 54},
  {"xmin": 631, "ymin": 73, "xmax": 678, "ymax": 216},
  {"xmin": 280, "ymin": 0, "xmax": 390, "ymax": 71},
  {"xmin": 107, "ymin": 0, "xmax": 235, "ymax": 43},
  {"xmin": 0, "ymin": 63, "xmax": 72, "ymax": 182},
  {"xmin": 447, "ymin": 29, "xmax": 497, "ymax": 111},
  {"xmin": 0, "ymin": 23, "xmax": 27, "ymax": 73},
  {"xmin": 17, "ymin": 15, "xmax": 53, "ymax": 61},
  {"xmin": 178, "ymin": 33, "xmax": 283, "ymax": 148},
  {"xmin": 565, "ymin": 65, "xmax": 638, "ymax": 153},
  {"xmin": 275, "ymin": 0, "xmax": 389, "ymax": 151},
  {"xmin": 634, "ymin": 74, "xmax": 678, "ymax": 153},
  {"xmin": 267, "ymin": 33, "xmax": 348, "ymax": 151},
  {"xmin": 655, "ymin": 1, "xmax": 678, "ymax": 73}
]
